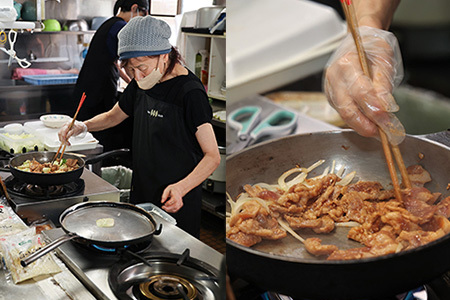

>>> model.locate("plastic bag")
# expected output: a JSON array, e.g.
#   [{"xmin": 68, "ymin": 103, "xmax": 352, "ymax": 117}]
[
  {"xmin": 0, "ymin": 203, "xmax": 27, "ymax": 237},
  {"xmin": 0, "ymin": 227, "xmax": 60, "ymax": 283}
]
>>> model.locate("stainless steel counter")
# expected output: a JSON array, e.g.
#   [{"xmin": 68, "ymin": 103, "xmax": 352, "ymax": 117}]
[
  {"xmin": 44, "ymin": 214, "xmax": 224, "ymax": 300},
  {"xmin": 0, "ymin": 212, "xmax": 223, "ymax": 300}
]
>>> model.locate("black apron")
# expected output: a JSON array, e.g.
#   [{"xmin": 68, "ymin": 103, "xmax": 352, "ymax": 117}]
[{"xmin": 130, "ymin": 81, "xmax": 205, "ymax": 238}]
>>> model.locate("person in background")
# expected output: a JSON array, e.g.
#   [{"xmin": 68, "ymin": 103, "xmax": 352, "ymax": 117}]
[
  {"xmin": 71, "ymin": 0, "xmax": 148, "ymax": 154},
  {"xmin": 323, "ymin": 0, "xmax": 405, "ymax": 145},
  {"xmin": 59, "ymin": 16, "xmax": 221, "ymax": 238}
]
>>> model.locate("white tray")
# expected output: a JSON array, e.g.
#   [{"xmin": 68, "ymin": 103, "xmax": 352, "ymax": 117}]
[
  {"xmin": 227, "ymin": 0, "xmax": 346, "ymax": 101},
  {"xmin": 24, "ymin": 121, "xmax": 99, "ymax": 152}
]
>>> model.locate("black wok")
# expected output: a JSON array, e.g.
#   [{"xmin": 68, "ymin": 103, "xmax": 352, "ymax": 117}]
[
  {"xmin": 226, "ymin": 129, "xmax": 450, "ymax": 300},
  {"xmin": 6, "ymin": 149, "xmax": 129, "ymax": 186},
  {"xmin": 21, "ymin": 201, "xmax": 162, "ymax": 267}
]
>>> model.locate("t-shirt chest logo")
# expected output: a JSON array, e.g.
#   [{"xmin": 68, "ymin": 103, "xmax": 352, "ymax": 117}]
[{"xmin": 147, "ymin": 109, "xmax": 164, "ymax": 118}]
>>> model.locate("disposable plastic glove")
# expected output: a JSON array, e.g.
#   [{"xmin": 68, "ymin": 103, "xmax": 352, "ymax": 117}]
[
  {"xmin": 323, "ymin": 26, "xmax": 405, "ymax": 145},
  {"xmin": 58, "ymin": 120, "xmax": 88, "ymax": 146}
]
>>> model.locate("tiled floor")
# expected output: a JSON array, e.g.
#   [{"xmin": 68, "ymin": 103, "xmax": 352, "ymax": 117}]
[{"xmin": 200, "ymin": 211, "xmax": 225, "ymax": 254}]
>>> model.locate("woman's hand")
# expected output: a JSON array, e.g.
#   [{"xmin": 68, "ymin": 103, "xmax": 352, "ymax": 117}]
[
  {"xmin": 161, "ymin": 183, "xmax": 185, "ymax": 213},
  {"xmin": 323, "ymin": 26, "xmax": 405, "ymax": 145},
  {"xmin": 58, "ymin": 120, "xmax": 88, "ymax": 146}
]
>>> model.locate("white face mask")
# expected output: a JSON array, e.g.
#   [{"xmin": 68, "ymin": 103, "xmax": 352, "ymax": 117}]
[{"xmin": 137, "ymin": 58, "xmax": 164, "ymax": 90}]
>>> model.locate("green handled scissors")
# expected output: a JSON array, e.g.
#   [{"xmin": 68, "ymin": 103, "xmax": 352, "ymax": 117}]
[{"xmin": 227, "ymin": 105, "xmax": 298, "ymax": 154}]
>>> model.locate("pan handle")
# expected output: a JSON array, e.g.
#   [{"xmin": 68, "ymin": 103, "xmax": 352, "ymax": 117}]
[
  {"xmin": 155, "ymin": 224, "xmax": 163, "ymax": 235},
  {"xmin": 84, "ymin": 148, "xmax": 130, "ymax": 165},
  {"xmin": 20, "ymin": 233, "xmax": 78, "ymax": 267}
]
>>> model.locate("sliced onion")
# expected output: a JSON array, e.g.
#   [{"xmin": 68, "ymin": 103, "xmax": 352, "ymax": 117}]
[
  {"xmin": 336, "ymin": 171, "xmax": 356, "ymax": 186},
  {"xmin": 336, "ymin": 165, "xmax": 346, "ymax": 177},
  {"xmin": 335, "ymin": 221, "xmax": 360, "ymax": 227},
  {"xmin": 278, "ymin": 218, "xmax": 305, "ymax": 244},
  {"xmin": 286, "ymin": 172, "xmax": 307, "ymax": 190},
  {"xmin": 278, "ymin": 167, "xmax": 304, "ymax": 191}
]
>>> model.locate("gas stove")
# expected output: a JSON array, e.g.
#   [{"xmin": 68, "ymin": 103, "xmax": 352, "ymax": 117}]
[
  {"xmin": 0, "ymin": 169, "xmax": 120, "ymax": 226},
  {"xmin": 43, "ymin": 215, "xmax": 224, "ymax": 300}
]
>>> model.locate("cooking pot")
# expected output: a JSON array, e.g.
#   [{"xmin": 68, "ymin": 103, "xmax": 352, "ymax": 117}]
[
  {"xmin": 21, "ymin": 201, "xmax": 162, "ymax": 267},
  {"xmin": 202, "ymin": 145, "xmax": 225, "ymax": 194},
  {"xmin": 195, "ymin": 6, "xmax": 225, "ymax": 29},
  {"xmin": 227, "ymin": 129, "xmax": 450, "ymax": 299},
  {"xmin": 62, "ymin": 19, "xmax": 89, "ymax": 32}
]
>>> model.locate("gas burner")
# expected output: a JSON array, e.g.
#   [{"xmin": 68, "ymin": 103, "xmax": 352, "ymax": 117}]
[
  {"xmin": 108, "ymin": 250, "xmax": 220, "ymax": 300},
  {"xmin": 133, "ymin": 275, "xmax": 198, "ymax": 300},
  {"xmin": 72, "ymin": 239, "xmax": 153, "ymax": 255},
  {"xmin": 4, "ymin": 176, "xmax": 85, "ymax": 200},
  {"xmin": 24, "ymin": 184, "xmax": 65, "ymax": 197}
]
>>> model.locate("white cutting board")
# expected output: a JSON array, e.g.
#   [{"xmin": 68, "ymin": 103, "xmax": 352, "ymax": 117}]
[{"xmin": 24, "ymin": 121, "xmax": 99, "ymax": 151}]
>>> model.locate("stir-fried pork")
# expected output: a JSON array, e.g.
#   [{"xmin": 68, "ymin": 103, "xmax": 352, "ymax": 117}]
[{"xmin": 227, "ymin": 164, "xmax": 450, "ymax": 260}]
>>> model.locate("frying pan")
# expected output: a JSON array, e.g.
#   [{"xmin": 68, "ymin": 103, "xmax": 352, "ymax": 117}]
[
  {"xmin": 5, "ymin": 149, "xmax": 130, "ymax": 186},
  {"xmin": 21, "ymin": 201, "xmax": 162, "ymax": 267},
  {"xmin": 226, "ymin": 130, "xmax": 450, "ymax": 300}
]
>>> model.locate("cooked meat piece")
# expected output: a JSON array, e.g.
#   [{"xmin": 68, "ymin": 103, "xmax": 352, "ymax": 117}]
[
  {"xmin": 407, "ymin": 165, "xmax": 431, "ymax": 188},
  {"xmin": 228, "ymin": 200, "xmax": 286, "ymax": 246},
  {"xmin": 285, "ymin": 215, "xmax": 335, "ymax": 233},
  {"xmin": 327, "ymin": 247, "xmax": 372, "ymax": 260},
  {"xmin": 380, "ymin": 211, "xmax": 421, "ymax": 234},
  {"xmin": 397, "ymin": 229, "xmax": 446, "ymax": 250},
  {"xmin": 278, "ymin": 174, "xmax": 338, "ymax": 207},
  {"xmin": 328, "ymin": 229, "xmax": 399, "ymax": 260},
  {"xmin": 243, "ymin": 184, "xmax": 264, "ymax": 198},
  {"xmin": 403, "ymin": 188, "xmax": 438, "ymax": 223},
  {"xmin": 345, "ymin": 181, "xmax": 393, "ymax": 201},
  {"xmin": 243, "ymin": 184, "xmax": 282, "ymax": 201},
  {"xmin": 339, "ymin": 191, "xmax": 378, "ymax": 224},
  {"xmin": 404, "ymin": 186, "xmax": 440, "ymax": 205},
  {"xmin": 421, "ymin": 215, "xmax": 450, "ymax": 233},
  {"xmin": 66, "ymin": 159, "xmax": 78, "ymax": 167},
  {"xmin": 227, "ymin": 231, "xmax": 262, "ymax": 247},
  {"xmin": 229, "ymin": 200, "xmax": 261, "ymax": 227},
  {"xmin": 304, "ymin": 238, "xmax": 338, "ymax": 256},
  {"xmin": 237, "ymin": 218, "xmax": 285, "ymax": 238},
  {"xmin": 436, "ymin": 196, "xmax": 450, "ymax": 218}
]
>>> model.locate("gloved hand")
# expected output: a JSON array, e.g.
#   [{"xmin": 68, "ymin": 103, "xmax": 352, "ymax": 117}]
[
  {"xmin": 58, "ymin": 120, "xmax": 88, "ymax": 146},
  {"xmin": 323, "ymin": 26, "xmax": 405, "ymax": 145}
]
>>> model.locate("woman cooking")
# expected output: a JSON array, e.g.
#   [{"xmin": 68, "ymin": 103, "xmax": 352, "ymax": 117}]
[
  {"xmin": 59, "ymin": 16, "xmax": 221, "ymax": 238},
  {"xmin": 71, "ymin": 0, "xmax": 149, "ymax": 153}
]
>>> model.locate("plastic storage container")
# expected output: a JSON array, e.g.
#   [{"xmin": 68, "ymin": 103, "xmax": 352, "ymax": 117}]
[
  {"xmin": 0, "ymin": 126, "xmax": 43, "ymax": 153},
  {"xmin": 22, "ymin": 74, "xmax": 78, "ymax": 85}
]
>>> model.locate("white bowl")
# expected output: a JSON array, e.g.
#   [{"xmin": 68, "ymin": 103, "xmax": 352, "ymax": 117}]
[
  {"xmin": 40, "ymin": 114, "xmax": 71, "ymax": 128},
  {"xmin": 4, "ymin": 123, "xmax": 24, "ymax": 135}
]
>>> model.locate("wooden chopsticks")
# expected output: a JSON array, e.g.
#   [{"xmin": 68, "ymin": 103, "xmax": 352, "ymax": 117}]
[
  {"xmin": 53, "ymin": 92, "xmax": 86, "ymax": 162},
  {"xmin": 340, "ymin": 0, "xmax": 411, "ymax": 201}
]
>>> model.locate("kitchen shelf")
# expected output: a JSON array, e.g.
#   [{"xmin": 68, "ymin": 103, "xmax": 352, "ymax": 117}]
[
  {"xmin": 0, "ymin": 21, "xmax": 35, "ymax": 30},
  {"xmin": 182, "ymin": 29, "xmax": 226, "ymax": 102}
]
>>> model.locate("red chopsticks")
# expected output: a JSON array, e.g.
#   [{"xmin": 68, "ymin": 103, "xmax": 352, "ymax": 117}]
[{"xmin": 53, "ymin": 92, "xmax": 86, "ymax": 162}]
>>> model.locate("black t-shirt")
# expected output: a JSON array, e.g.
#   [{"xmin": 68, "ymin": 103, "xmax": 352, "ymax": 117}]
[
  {"xmin": 73, "ymin": 17, "xmax": 126, "ymax": 121},
  {"xmin": 119, "ymin": 70, "xmax": 212, "ymax": 141}
]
